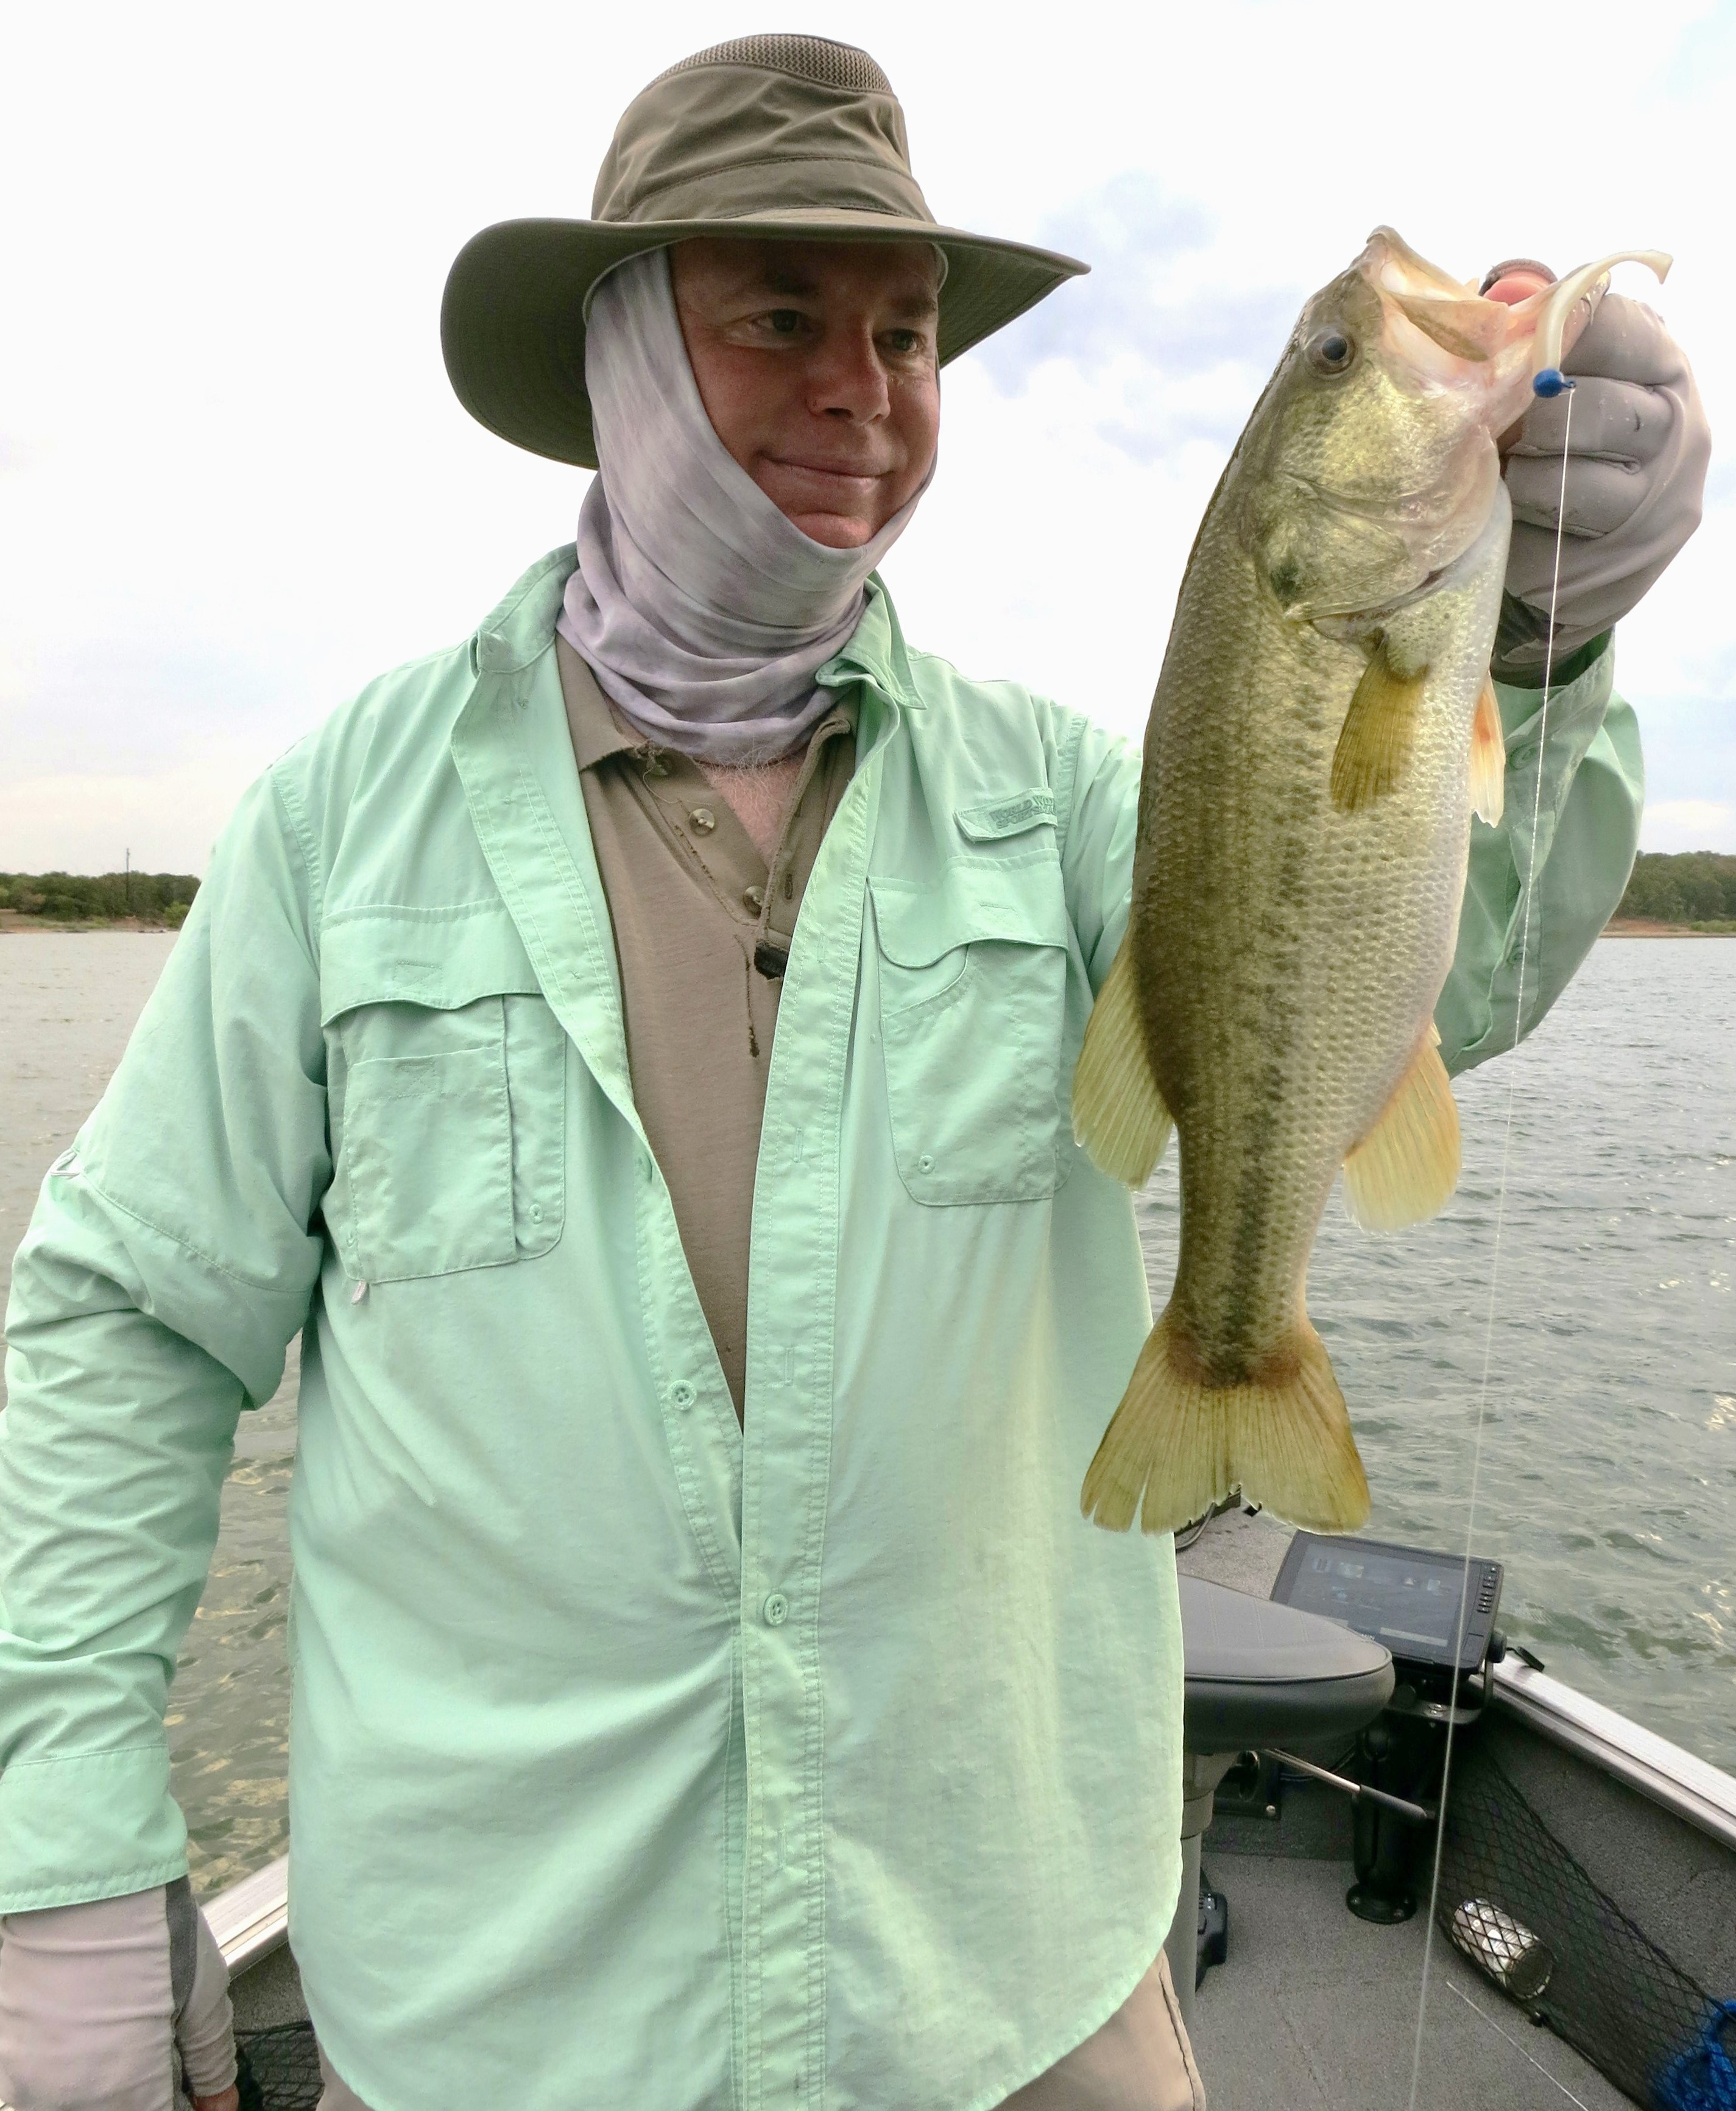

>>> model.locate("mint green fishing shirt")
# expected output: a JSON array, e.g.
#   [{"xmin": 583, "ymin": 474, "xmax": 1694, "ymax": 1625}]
[{"xmin": 0, "ymin": 552, "xmax": 1639, "ymax": 2111}]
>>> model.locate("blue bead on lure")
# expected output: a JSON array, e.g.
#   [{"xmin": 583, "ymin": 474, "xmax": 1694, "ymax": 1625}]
[{"xmin": 1532, "ymin": 368, "xmax": 1575, "ymax": 398}]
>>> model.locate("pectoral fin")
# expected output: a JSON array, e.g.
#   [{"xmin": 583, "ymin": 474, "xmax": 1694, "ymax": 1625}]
[
  {"xmin": 1343, "ymin": 1026, "xmax": 1461, "ymax": 1230},
  {"xmin": 1331, "ymin": 640, "xmax": 1428, "ymax": 812},
  {"xmin": 1071, "ymin": 937, "xmax": 1173, "ymax": 1185},
  {"xmin": 1470, "ymin": 676, "xmax": 1505, "ymax": 826}
]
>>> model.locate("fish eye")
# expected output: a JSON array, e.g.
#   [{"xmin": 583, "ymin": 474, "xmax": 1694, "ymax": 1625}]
[{"xmin": 1307, "ymin": 329, "xmax": 1357, "ymax": 375}]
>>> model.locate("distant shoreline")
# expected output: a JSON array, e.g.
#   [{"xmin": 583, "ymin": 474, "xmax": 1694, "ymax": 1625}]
[
  {"xmin": 0, "ymin": 914, "xmax": 184, "ymax": 934},
  {"xmin": 1603, "ymin": 918, "xmax": 1736, "ymax": 938},
  {"xmin": 7, "ymin": 916, "xmax": 1733, "ymax": 939}
]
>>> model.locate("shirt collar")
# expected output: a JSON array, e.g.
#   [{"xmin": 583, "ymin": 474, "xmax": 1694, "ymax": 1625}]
[
  {"xmin": 557, "ymin": 635, "xmax": 649, "ymax": 774},
  {"xmin": 559, "ymin": 632, "xmax": 857, "ymax": 773},
  {"xmin": 473, "ymin": 547, "xmax": 920, "ymax": 716},
  {"xmin": 817, "ymin": 576, "xmax": 922, "ymax": 711}
]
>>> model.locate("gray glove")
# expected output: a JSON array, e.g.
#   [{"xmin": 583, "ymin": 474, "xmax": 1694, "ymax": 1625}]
[
  {"xmin": 0, "ymin": 1881, "xmax": 237, "ymax": 2111},
  {"xmin": 1494, "ymin": 285, "xmax": 1710, "ymax": 680}
]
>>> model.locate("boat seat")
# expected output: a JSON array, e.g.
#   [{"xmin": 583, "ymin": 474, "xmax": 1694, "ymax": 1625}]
[
  {"xmin": 1165, "ymin": 1574, "xmax": 1395, "ymax": 2024},
  {"xmin": 1182, "ymin": 1574, "xmax": 1394, "ymax": 1752}
]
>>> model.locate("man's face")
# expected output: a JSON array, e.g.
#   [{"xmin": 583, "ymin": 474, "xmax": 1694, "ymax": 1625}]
[{"xmin": 669, "ymin": 238, "xmax": 941, "ymax": 549}]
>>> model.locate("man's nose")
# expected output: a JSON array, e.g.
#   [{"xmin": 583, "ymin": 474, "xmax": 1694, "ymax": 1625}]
[{"xmin": 806, "ymin": 323, "xmax": 891, "ymax": 421}]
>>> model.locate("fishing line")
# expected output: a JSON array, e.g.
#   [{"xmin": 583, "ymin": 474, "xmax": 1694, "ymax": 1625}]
[{"xmin": 1402, "ymin": 378, "xmax": 1577, "ymax": 2111}]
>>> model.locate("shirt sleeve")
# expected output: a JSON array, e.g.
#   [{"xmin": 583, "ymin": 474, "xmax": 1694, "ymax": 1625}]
[
  {"xmin": 1050, "ymin": 639, "xmax": 1637, "ymax": 1066},
  {"xmin": 0, "ymin": 767, "xmax": 329, "ymax": 1911},
  {"xmin": 1436, "ymin": 640, "xmax": 1641, "ymax": 1075},
  {"xmin": 1054, "ymin": 712, "xmax": 1142, "ymax": 994}
]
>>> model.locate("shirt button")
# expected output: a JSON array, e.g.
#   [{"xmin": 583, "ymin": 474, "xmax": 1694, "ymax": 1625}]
[
  {"xmin": 690, "ymin": 806, "xmax": 716, "ymax": 833},
  {"xmin": 743, "ymin": 885, "xmax": 766, "ymax": 914},
  {"xmin": 669, "ymin": 1380, "xmax": 696, "ymax": 1411},
  {"xmin": 529, "ymin": 1202, "xmax": 543, "ymax": 1222},
  {"xmin": 762, "ymin": 1591, "xmax": 789, "ymax": 1627},
  {"xmin": 919, "ymin": 1153, "xmax": 935, "ymax": 1172}
]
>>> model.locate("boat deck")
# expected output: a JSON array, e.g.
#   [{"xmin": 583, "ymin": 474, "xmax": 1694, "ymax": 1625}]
[
  {"xmin": 230, "ymin": 1850, "xmax": 1636, "ymax": 2110},
  {"xmin": 1178, "ymin": 1505, "xmax": 1732, "ymax": 2111},
  {"xmin": 1191, "ymin": 1847, "xmax": 1626, "ymax": 2110}
]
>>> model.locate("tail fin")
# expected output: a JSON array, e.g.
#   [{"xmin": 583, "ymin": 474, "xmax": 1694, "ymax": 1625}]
[{"xmin": 1081, "ymin": 1309, "xmax": 1371, "ymax": 1536}]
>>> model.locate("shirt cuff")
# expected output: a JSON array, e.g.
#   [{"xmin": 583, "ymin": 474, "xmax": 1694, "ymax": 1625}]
[{"xmin": 0, "ymin": 1746, "xmax": 188, "ymax": 1913}]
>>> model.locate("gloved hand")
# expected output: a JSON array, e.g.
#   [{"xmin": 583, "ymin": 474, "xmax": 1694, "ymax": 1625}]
[
  {"xmin": 0, "ymin": 1880, "xmax": 238, "ymax": 2111},
  {"xmin": 1481, "ymin": 260, "xmax": 1711, "ymax": 682}
]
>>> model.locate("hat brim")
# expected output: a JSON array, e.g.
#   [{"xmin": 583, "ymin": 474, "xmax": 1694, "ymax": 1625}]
[{"xmin": 440, "ymin": 210, "xmax": 1087, "ymax": 468}]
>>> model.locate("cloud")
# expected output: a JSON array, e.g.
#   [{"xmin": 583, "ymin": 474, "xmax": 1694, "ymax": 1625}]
[
  {"xmin": 972, "ymin": 171, "xmax": 1304, "ymax": 462},
  {"xmin": 1, "ymin": 634, "xmax": 300, "ymax": 782},
  {"xmin": 1642, "ymin": 798, "xmax": 1735, "ymax": 851},
  {"xmin": 1658, "ymin": 1, "xmax": 1736, "ymax": 99},
  {"xmin": 0, "ymin": 756, "xmax": 269, "ymax": 876}
]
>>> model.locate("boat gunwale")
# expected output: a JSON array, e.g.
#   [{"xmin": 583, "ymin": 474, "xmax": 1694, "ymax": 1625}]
[
  {"xmin": 1489, "ymin": 1658, "xmax": 1736, "ymax": 1852},
  {"xmin": 208, "ymin": 1852, "xmax": 289, "ymax": 1976},
  {"xmin": 206, "ymin": 1669, "xmax": 1736, "ymax": 1984}
]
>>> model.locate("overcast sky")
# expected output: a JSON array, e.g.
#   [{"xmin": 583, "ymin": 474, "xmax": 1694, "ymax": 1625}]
[{"xmin": 3, "ymin": 0, "xmax": 1731, "ymax": 874}]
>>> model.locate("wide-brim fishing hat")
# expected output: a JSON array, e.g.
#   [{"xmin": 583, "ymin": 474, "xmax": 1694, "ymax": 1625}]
[{"xmin": 441, "ymin": 32, "xmax": 1087, "ymax": 468}]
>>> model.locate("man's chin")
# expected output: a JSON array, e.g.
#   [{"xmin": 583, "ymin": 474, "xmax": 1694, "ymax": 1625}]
[{"xmin": 785, "ymin": 509, "xmax": 880, "ymax": 551}]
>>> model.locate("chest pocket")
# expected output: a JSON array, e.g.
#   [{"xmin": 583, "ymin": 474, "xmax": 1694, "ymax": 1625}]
[
  {"xmin": 320, "ymin": 909, "xmax": 567, "ymax": 1284},
  {"xmin": 869, "ymin": 858, "xmax": 1071, "ymax": 1206}
]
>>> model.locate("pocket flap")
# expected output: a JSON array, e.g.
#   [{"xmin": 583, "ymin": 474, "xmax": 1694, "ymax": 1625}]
[
  {"xmin": 869, "ymin": 862, "xmax": 1068, "ymax": 970},
  {"xmin": 954, "ymin": 789, "xmax": 1057, "ymax": 844},
  {"xmin": 320, "ymin": 904, "xmax": 544, "ymax": 1024}
]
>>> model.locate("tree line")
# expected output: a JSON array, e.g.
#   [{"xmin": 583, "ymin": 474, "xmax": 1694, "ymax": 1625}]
[
  {"xmin": 0, "ymin": 872, "xmax": 200, "ymax": 927},
  {"xmin": 1615, "ymin": 851, "xmax": 1736, "ymax": 928},
  {"xmin": 2, "ymin": 851, "xmax": 1731, "ymax": 932}
]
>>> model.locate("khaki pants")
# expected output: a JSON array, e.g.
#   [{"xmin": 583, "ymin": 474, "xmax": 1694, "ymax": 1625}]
[
  {"xmin": 1002, "ymin": 1953, "xmax": 1206, "ymax": 2111},
  {"xmin": 317, "ymin": 1951, "xmax": 1205, "ymax": 2110}
]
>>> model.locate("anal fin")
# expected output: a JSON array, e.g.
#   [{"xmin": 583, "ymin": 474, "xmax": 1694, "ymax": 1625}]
[
  {"xmin": 1470, "ymin": 675, "xmax": 1505, "ymax": 826},
  {"xmin": 1343, "ymin": 1027, "xmax": 1461, "ymax": 1230},
  {"xmin": 1331, "ymin": 639, "xmax": 1428, "ymax": 812},
  {"xmin": 1071, "ymin": 937, "xmax": 1173, "ymax": 1185}
]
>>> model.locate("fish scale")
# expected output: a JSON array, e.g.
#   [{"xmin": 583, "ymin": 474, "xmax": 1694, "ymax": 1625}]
[{"xmin": 1070, "ymin": 228, "xmax": 1667, "ymax": 1538}]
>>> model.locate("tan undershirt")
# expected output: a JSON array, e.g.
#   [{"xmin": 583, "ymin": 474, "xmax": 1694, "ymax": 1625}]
[
  {"xmin": 551, "ymin": 640, "xmax": 1201, "ymax": 2111},
  {"xmin": 558, "ymin": 636, "xmax": 855, "ymax": 1417}
]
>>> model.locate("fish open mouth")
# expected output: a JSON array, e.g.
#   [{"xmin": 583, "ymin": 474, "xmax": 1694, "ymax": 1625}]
[{"xmin": 1361, "ymin": 227, "xmax": 1671, "ymax": 417}]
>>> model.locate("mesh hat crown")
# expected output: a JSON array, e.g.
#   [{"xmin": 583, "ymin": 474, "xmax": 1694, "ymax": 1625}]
[{"xmin": 442, "ymin": 33, "xmax": 1086, "ymax": 467}]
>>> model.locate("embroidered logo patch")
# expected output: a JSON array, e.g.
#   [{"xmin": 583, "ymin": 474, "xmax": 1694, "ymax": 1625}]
[{"xmin": 956, "ymin": 791, "xmax": 1057, "ymax": 842}]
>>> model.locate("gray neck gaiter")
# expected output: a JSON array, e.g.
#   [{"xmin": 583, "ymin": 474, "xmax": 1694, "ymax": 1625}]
[{"xmin": 557, "ymin": 248, "xmax": 932, "ymax": 763}]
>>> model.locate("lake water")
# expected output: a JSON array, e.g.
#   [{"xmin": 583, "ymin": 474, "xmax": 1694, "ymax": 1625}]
[{"xmin": 2, "ymin": 931, "xmax": 1732, "ymax": 1898}]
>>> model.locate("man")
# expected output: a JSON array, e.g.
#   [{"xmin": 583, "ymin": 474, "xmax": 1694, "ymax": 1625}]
[{"xmin": 0, "ymin": 33, "xmax": 1707, "ymax": 2111}]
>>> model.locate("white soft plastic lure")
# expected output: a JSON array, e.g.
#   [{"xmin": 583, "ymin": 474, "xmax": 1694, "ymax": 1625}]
[{"xmin": 1371, "ymin": 235, "xmax": 1671, "ymax": 396}]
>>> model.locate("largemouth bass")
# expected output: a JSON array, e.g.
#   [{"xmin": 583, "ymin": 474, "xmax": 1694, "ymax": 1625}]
[{"xmin": 1073, "ymin": 229, "xmax": 1668, "ymax": 1537}]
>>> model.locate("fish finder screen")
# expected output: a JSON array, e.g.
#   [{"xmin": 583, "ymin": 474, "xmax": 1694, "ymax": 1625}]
[
  {"xmin": 1286, "ymin": 1546, "xmax": 1464, "ymax": 1652},
  {"xmin": 1274, "ymin": 1532, "xmax": 1502, "ymax": 1669}
]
